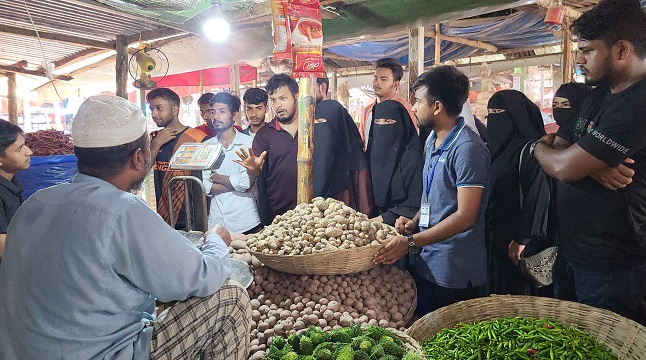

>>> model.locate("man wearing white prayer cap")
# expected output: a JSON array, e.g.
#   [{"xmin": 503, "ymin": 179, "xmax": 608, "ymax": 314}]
[{"xmin": 0, "ymin": 95, "xmax": 251, "ymax": 360}]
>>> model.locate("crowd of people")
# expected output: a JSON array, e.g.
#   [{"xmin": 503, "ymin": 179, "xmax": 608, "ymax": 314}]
[{"xmin": 0, "ymin": 0, "xmax": 644, "ymax": 358}]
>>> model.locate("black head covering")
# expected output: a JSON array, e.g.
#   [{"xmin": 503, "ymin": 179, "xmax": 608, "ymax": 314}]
[
  {"xmin": 552, "ymin": 82, "xmax": 592, "ymax": 126},
  {"xmin": 486, "ymin": 90, "xmax": 545, "ymax": 203},
  {"xmin": 487, "ymin": 90, "xmax": 545, "ymax": 166},
  {"xmin": 313, "ymin": 100, "xmax": 367, "ymax": 197},
  {"xmin": 367, "ymin": 100, "xmax": 423, "ymax": 209}
]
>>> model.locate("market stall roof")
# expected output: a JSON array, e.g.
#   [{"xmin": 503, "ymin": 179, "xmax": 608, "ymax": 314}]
[
  {"xmin": 1, "ymin": 0, "xmax": 633, "ymax": 100},
  {"xmin": 0, "ymin": 0, "xmax": 542, "ymax": 96}
]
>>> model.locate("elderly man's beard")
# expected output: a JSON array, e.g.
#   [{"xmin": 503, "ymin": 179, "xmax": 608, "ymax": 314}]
[{"xmin": 129, "ymin": 157, "xmax": 152, "ymax": 193}]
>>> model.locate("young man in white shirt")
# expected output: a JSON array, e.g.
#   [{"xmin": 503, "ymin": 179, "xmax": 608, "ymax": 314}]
[{"xmin": 203, "ymin": 92, "xmax": 261, "ymax": 234}]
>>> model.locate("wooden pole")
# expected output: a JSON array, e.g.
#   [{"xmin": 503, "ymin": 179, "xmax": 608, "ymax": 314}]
[
  {"xmin": 425, "ymin": 29, "xmax": 498, "ymax": 53},
  {"xmin": 562, "ymin": 18, "xmax": 574, "ymax": 84},
  {"xmin": 7, "ymin": 72, "xmax": 18, "ymax": 125},
  {"xmin": 115, "ymin": 35, "xmax": 128, "ymax": 99},
  {"xmin": 199, "ymin": 69, "xmax": 204, "ymax": 95},
  {"xmin": 331, "ymin": 71, "xmax": 338, "ymax": 100},
  {"xmin": 297, "ymin": 77, "xmax": 315, "ymax": 204},
  {"xmin": 139, "ymin": 89, "xmax": 146, "ymax": 112},
  {"xmin": 408, "ymin": 26, "xmax": 424, "ymax": 104},
  {"xmin": 434, "ymin": 24, "xmax": 441, "ymax": 66}
]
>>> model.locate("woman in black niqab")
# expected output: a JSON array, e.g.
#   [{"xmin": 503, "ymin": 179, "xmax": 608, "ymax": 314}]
[
  {"xmin": 367, "ymin": 100, "xmax": 423, "ymax": 226},
  {"xmin": 552, "ymin": 82, "xmax": 592, "ymax": 127},
  {"xmin": 486, "ymin": 90, "xmax": 556, "ymax": 296}
]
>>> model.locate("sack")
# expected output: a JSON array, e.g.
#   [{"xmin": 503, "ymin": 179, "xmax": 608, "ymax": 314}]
[{"xmin": 519, "ymin": 246, "xmax": 558, "ymax": 287}]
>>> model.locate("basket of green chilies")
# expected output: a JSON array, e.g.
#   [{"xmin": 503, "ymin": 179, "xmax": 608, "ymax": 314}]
[{"xmin": 406, "ymin": 295, "xmax": 646, "ymax": 359}]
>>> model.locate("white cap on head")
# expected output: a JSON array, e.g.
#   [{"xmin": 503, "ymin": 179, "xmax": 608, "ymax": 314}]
[{"xmin": 72, "ymin": 95, "xmax": 147, "ymax": 148}]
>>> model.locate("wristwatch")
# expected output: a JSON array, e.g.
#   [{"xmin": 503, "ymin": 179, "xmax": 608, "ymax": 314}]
[{"xmin": 407, "ymin": 235, "xmax": 419, "ymax": 254}]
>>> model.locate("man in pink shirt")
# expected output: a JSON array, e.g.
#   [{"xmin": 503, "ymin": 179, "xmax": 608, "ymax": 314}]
[{"xmin": 359, "ymin": 58, "xmax": 418, "ymax": 150}]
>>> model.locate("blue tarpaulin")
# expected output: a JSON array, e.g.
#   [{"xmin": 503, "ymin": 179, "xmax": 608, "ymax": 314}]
[
  {"xmin": 15, "ymin": 155, "xmax": 78, "ymax": 199},
  {"xmin": 327, "ymin": 12, "xmax": 560, "ymax": 66}
]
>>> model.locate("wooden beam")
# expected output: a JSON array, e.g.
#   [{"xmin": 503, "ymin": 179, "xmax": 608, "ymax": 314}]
[
  {"xmin": 125, "ymin": 28, "xmax": 189, "ymax": 46},
  {"xmin": 425, "ymin": 29, "xmax": 498, "ymax": 53},
  {"xmin": 53, "ymin": 48, "xmax": 111, "ymax": 69},
  {"xmin": 116, "ymin": 35, "xmax": 128, "ymax": 99},
  {"xmin": 33, "ymin": 34, "xmax": 189, "ymax": 93},
  {"xmin": 0, "ymin": 64, "xmax": 72, "ymax": 81},
  {"xmin": 0, "ymin": 24, "xmax": 115, "ymax": 49}
]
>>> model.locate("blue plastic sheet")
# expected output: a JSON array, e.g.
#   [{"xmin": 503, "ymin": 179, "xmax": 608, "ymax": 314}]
[
  {"xmin": 327, "ymin": 12, "xmax": 559, "ymax": 66},
  {"xmin": 15, "ymin": 155, "xmax": 78, "ymax": 199}
]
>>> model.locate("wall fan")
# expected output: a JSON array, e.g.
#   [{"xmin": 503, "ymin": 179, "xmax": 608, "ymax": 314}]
[{"xmin": 129, "ymin": 46, "xmax": 169, "ymax": 90}]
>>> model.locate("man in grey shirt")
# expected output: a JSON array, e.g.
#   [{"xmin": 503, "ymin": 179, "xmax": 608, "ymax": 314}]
[{"xmin": 0, "ymin": 96, "xmax": 251, "ymax": 360}]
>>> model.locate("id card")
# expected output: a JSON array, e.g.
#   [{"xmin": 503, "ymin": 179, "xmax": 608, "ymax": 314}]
[{"xmin": 420, "ymin": 204, "xmax": 430, "ymax": 228}]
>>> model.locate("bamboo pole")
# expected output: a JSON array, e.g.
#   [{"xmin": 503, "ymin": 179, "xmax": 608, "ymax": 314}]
[
  {"xmin": 562, "ymin": 18, "xmax": 574, "ymax": 83},
  {"xmin": 408, "ymin": 26, "xmax": 424, "ymax": 104},
  {"xmin": 331, "ymin": 71, "xmax": 338, "ymax": 100},
  {"xmin": 199, "ymin": 69, "xmax": 204, "ymax": 95},
  {"xmin": 434, "ymin": 24, "xmax": 441, "ymax": 66},
  {"xmin": 425, "ymin": 29, "xmax": 498, "ymax": 53},
  {"xmin": 115, "ymin": 35, "xmax": 128, "ymax": 99},
  {"xmin": 297, "ymin": 77, "xmax": 315, "ymax": 204},
  {"xmin": 7, "ymin": 72, "xmax": 18, "ymax": 125}
]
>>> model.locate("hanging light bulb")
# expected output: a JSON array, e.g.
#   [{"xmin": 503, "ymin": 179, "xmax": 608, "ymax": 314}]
[{"xmin": 204, "ymin": 1, "xmax": 230, "ymax": 42}]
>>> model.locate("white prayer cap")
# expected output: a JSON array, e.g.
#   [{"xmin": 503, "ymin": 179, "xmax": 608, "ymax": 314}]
[{"xmin": 72, "ymin": 95, "xmax": 147, "ymax": 148}]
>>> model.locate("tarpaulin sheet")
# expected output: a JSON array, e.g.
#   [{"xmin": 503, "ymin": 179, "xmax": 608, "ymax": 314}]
[
  {"xmin": 15, "ymin": 155, "xmax": 78, "ymax": 199},
  {"xmin": 327, "ymin": 12, "xmax": 558, "ymax": 66},
  {"xmin": 151, "ymin": 64, "xmax": 257, "ymax": 87}
]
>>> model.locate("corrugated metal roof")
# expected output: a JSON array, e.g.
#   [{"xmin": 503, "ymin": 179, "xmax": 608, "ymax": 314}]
[
  {"xmin": 0, "ymin": 34, "xmax": 89, "ymax": 67},
  {"xmin": 0, "ymin": 0, "xmax": 159, "ymax": 40},
  {"xmin": 0, "ymin": 0, "xmax": 190, "ymax": 73}
]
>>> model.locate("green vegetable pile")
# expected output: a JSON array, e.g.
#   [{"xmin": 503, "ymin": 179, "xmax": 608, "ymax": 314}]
[
  {"xmin": 421, "ymin": 317, "xmax": 618, "ymax": 360},
  {"xmin": 266, "ymin": 324, "xmax": 421, "ymax": 360}
]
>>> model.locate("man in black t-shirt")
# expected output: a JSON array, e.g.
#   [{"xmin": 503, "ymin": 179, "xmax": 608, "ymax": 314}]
[
  {"xmin": 0, "ymin": 120, "xmax": 32, "ymax": 263},
  {"xmin": 533, "ymin": 0, "xmax": 646, "ymax": 323}
]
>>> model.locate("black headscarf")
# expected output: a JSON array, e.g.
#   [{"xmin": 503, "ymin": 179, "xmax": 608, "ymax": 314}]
[
  {"xmin": 487, "ymin": 90, "xmax": 545, "ymax": 172},
  {"xmin": 313, "ymin": 99, "xmax": 367, "ymax": 198},
  {"xmin": 552, "ymin": 82, "xmax": 592, "ymax": 126},
  {"xmin": 367, "ymin": 100, "xmax": 423, "ymax": 209}
]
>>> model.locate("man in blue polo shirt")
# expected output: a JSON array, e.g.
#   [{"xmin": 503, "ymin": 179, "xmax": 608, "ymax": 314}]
[{"xmin": 374, "ymin": 66, "xmax": 490, "ymax": 315}]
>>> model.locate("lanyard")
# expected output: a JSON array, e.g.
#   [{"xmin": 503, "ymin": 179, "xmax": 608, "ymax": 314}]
[{"xmin": 424, "ymin": 149, "xmax": 444, "ymax": 202}]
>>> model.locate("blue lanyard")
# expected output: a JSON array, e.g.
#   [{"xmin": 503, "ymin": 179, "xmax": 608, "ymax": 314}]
[{"xmin": 424, "ymin": 149, "xmax": 444, "ymax": 202}]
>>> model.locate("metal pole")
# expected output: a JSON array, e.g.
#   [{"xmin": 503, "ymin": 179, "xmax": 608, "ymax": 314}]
[{"xmin": 297, "ymin": 77, "xmax": 315, "ymax": 204}]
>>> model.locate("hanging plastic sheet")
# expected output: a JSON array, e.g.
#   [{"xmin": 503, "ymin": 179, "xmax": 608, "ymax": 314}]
[{"xmin": 326, "ymin": 12, "xmax": 558, "ymax": 66}]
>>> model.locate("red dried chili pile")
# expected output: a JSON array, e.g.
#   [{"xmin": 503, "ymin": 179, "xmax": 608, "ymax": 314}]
[{"xmin": 24, "ymin": 130, "xmax": 75, "ymax": 156}]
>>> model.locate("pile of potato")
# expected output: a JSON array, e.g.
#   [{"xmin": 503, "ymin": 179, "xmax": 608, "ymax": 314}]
[
  {"xmin": 246, "ymin": 265, "xmax": 417, "ymax": 359},
  {"xmin": 228, "ymin": 233, "xmax": 262, "ymax": 269},
  {"xmin": 247, "ymin": 197, "xmax": 399, "ymax": 255}
]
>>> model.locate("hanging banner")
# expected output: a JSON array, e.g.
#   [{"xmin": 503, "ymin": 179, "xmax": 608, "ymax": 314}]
[
  {"xmin": 270, "ymin": 0, "xmax": 292, "ymax": 60},
  {"xmin": 287, "ymin": 0, "xmax": 325, "ymax": 78}
]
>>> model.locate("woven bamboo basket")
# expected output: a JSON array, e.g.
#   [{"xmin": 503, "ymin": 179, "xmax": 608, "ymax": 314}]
[
  {"xmin": 250, "ymin": 244, "xmax": 383, "ymax": 275},
  {"xmin": 402, "ymin": 277, "xmax": 418, "ymax": 326},
  {"xmin": 390, "ymin": 328, "xmax": 425, "ymax": 358},
  {"xmin": 406, "ymin": 295, "xmax": 646, "ymax": 359}
]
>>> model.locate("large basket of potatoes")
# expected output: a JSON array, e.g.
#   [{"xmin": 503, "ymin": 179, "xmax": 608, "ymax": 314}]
[{"xmin": 247, "ymin": 198, "xmax": 399, "ymax": 275}]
